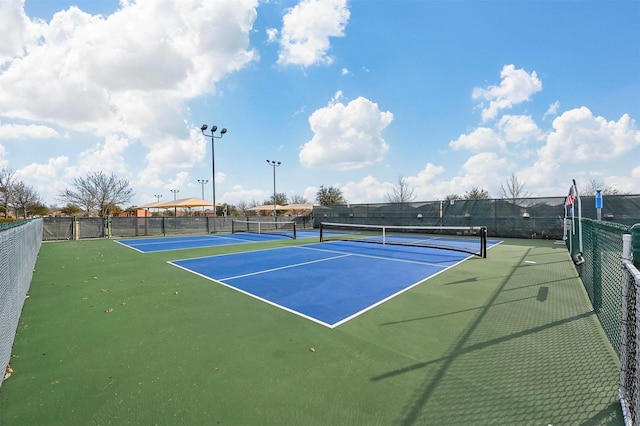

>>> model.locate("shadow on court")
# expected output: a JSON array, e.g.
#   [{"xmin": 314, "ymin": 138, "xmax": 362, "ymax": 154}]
[{"xmin": 368, "ymin": 246, "xmax": 623, "ymax": 425}]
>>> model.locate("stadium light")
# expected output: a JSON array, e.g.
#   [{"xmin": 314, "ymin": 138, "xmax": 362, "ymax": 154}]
[
  {"xmin": 201, "ymin": 124, "xmax": 227, "ymax": 232},
  {"xmin": 170, "ymin": 189, "xmax": 179, "ymax": 217},
  {"xmin": 197, "ymin": 179, "xmax": 209, "ymax": 215},
  {"xmin": 153, "ymin": 194, "xmax": 163, "ymax": 216},
  {"xmin": 266, "ymin": 160, "xmax": 281, "ymax": 219}
]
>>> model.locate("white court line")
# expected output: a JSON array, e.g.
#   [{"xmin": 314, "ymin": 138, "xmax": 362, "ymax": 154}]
[
  {"xmin": 298, "ymin": 244, "xmax": 452, "ymax": 268},
  {"xmin": 169, "ymin": 261, "xmax": 335, "ymax": 328},
  {"xmin": 221, "ymin": 253, "xmax": 352, "ymax": 281},
  {"xmin": 120, "ymin": 236, "xmax": 218, "ymax": 247},
  {"xmin": 114, "ymin": 239, "xmax": 146, "ymax": 253}
]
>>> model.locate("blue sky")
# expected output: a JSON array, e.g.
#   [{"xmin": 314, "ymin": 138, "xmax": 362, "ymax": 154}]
[{"xmin": 1, "ymin": 0, "xmax": 638, "ymax": 208}]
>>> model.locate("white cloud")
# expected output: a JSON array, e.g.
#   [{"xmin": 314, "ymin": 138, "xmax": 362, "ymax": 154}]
[
  {"xmin": 540, "ymin": 107, "xmax": 640, "ymax": 163},
  {"xmin": 0, "ymin": 144, "xmax": 7, "ymax": 169},
  {"xmin": 496, "ymin": 115, "xmax": 543, "ymax": 143},
  {"xmin": 303, "ymin": 185, "xmax": 319, "ymax": 203},
  {"xmin": 602, "ymin": 174, "xmax": 640, "ymax": 195},
  {"xmin": 0, "ymin": 123, "xmax": 59, "ymax": 139},
  {"xmin": 14, "ymin": 156, "xmax": 70, "ymax": 205},
  {"xmin": 299, "ymin": 95, "xmax": 393, "ymax": 170},
  {"xmin": 449, "ymin": 127, "xmax": 504, "ymax": 152},
  {"xmin": 472, "ymin": 64, "xmax": 542, "ymax": 122},
  {"xmin": 276, "ymin": 0, "xmax": 350, "ymax": 67},
  {"xmin": 266, "ymin": 27, "xmax": 278, "ymax": 43},
  {"xmin": 0, "ymin": 0, "xmax": 40, "ymax": 63},
  {"xmin": 222, "ymin": 184, "xmax": 268, "ymax": 205},
  {"xmin": 404, "ymin": 163, "xmax": 445, "ymax": 199},
  {"xmin": 164, "ymin": 171, "xmax": 192, "ymax": 192},
  {"xmin": 513, "ymin": 160, "xmax": 562, "ymax": 196},
  {"xmin": 543, "ymin": 101, "xmax": 560, "ymax": 120},
  {"xmin": 341, "ymin": 175, "xmax": 394, "ymax": 204},
  {"xmin": 144, "ymin": 135, "xmax": 206, "ymax": 170},
  {"xmin": 76, "ymin": 135, "xmax": 130, "ymax": 176},
  {"xmin": 0, "ymin": 0, "xmax": 258, "ymax": 158}
]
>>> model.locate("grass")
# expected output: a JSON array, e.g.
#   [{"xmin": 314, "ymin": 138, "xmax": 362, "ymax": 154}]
[{"xmin": 0, "ymin": 236, "xmax": 624, "ymax": 425}]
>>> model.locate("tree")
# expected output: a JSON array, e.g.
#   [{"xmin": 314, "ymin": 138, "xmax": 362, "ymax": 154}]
[
  {"xmin": 316, "ymin": 185, "xmax": 347, "ymax": 206},
  {"xmin": 289, "ymin": 194, "xmax": 308, "ymax": 204},
  {"xmin": 30, "ymin": 203, "xmax": 49, "ymax": 216},
  {"xmin": 61, "ymin": 203, "xmax": 82, "ymax": 216},
  {"xmin": 464, "ymin": 187, "xmax": 490, "ymax": 200},
  {"xmin": 236, "ymin": 200, "xmax": 250, "ymax": 215},
  {"xmin": 266, "ymin": 192, "xmax": 288, "ymax": 206},
  {"xmin": 0, "ymin": 168, "xmax": 16, "ymax": 218},
  {"xmin": 59, "ymin": 171, "xmax": 134, "ymax": 217},
  {"xmin": 444, "ymin": 194, "xmax": 462, "ymax": 201},
  {"xmin": 384, "ymin": 174, "xmax": 416, "ymax": 203},
  {"xmin": 10, "ymin": 181, "xmax": 43, "ymax": 218},
  {"xmin": 499, "ymin": 173, "xmax": 530, "ymax": 203},
  {"xmin": 581, "ymin": 178, "xmax": 626, "ymax": 196}
]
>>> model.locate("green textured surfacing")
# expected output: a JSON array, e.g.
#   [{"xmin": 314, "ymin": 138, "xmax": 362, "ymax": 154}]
[{"xmin": 0, "ymin": 237, "xmax": 623, "ymax": 425}]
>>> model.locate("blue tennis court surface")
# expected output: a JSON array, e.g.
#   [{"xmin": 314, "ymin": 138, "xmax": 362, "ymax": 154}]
[
  {"xmin": 116, "ymin": 232, "xmax": 300, "ymax": 253},
  {"xmin": 170, "ymin": 241, "xmax": 477, "ymax": 327}
]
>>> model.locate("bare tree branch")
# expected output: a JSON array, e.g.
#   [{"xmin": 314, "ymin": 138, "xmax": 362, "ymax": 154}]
[
  {"xmin": 500, "ymin": 173, "xmax": 530, "ymax": 204},
  {"xmin": 58, "ymin": 171, "xmax": 134, "ymax": 216},
  {"xmin": 384, "ymin": 174, "xmax": 416, "ymax": 203}
]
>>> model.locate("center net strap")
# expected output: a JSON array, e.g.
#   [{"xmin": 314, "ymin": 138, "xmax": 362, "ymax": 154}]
[{"xmin": 319, "ymin": 222, "xmax": 487, "ymax": 258}]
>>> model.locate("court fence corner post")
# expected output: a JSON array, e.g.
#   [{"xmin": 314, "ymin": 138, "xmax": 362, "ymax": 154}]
[{"xmin": 631, "ymin": 223, "xmax": 640, "ymax": 269}]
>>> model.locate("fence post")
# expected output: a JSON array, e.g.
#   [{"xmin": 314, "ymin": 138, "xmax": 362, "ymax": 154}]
[
  {"xmin": 592, "ymin": 224, "xmax": 602, "ymax": 312},
  {"xmin": 622, "ymin": 234, "xmax": 632, "ymax": 260},
  {"xmin": 632, "ymin": 223, "xmax": 640, "ymax": 269},
  {"xmin": 73, "ymin": 216, "xmax": 79, "ymax": 240}
]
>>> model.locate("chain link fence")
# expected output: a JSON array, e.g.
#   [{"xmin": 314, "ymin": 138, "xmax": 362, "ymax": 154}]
[
  {"xmin": 1, "ymin": 219, "xmax": 42, "ymax": 390},
  {"xmin": 42, "ymin": 215, "xmax": 314, "ymax": 241},
  {"xmin": 313, "ymin": 195, "xmax": 640, "ymax": 239},
  {"xmin": 566, "ymin": 218, "xmax": 633, "ymax": 355}
]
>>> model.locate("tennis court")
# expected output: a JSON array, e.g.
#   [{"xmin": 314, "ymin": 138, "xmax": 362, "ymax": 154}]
[
  {"xmin": 170, "ymin": 241, "xmax": 487, "ymax": 327},
  {"xmin": 116, "ymin": 230, "xmax": 316, "ymax": 253},
  {"xmin": 0, "ymin": 228, "xmax": 624, "ymax": 425}
]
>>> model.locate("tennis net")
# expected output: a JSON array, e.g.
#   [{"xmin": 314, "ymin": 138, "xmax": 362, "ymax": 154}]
[
  {"xmin": 231, "ymin": 220, "xmax": 297, "ymax": 239},
  {"xmin": 319, "ymin": 222, "xmax": 487, "ymax": 257}
]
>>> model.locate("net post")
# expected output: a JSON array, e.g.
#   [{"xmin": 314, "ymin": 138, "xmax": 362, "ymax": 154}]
[
  {"xmin": 319, "ymin": 222, "xmax": 324, "ymax": 242},
  {"xmin": 481, "ymin": 226, "xmax": 487, "ymax": 258},
  {"xmin": 293, "ymin": 222, "xmax": 297, "ymax": 240}
]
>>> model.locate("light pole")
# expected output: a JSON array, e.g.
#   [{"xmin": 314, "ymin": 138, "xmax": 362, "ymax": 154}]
[
  {"xmin": 201, "ymin": 124, "xmax": 227, "ymax": 232},
  {"xmin": 153, "ymin": 194, "xmax": 162, "ymax": 216},
  {"xmin": 266, "ymin": 160, "xmax": 281, "ymax": 219},
  {"xmin": 197, "ymin": 179, "xmax": 209, "ymax": 215},
  {"xmin": 170, "ymin": 189, "xmax": 179, "ymax": 217}
]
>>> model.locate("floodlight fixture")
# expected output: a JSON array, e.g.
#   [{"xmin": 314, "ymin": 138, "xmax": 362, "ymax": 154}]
[{"xmin": 200, "ymin": 123, "xmax": 228, "ymax": 231}]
